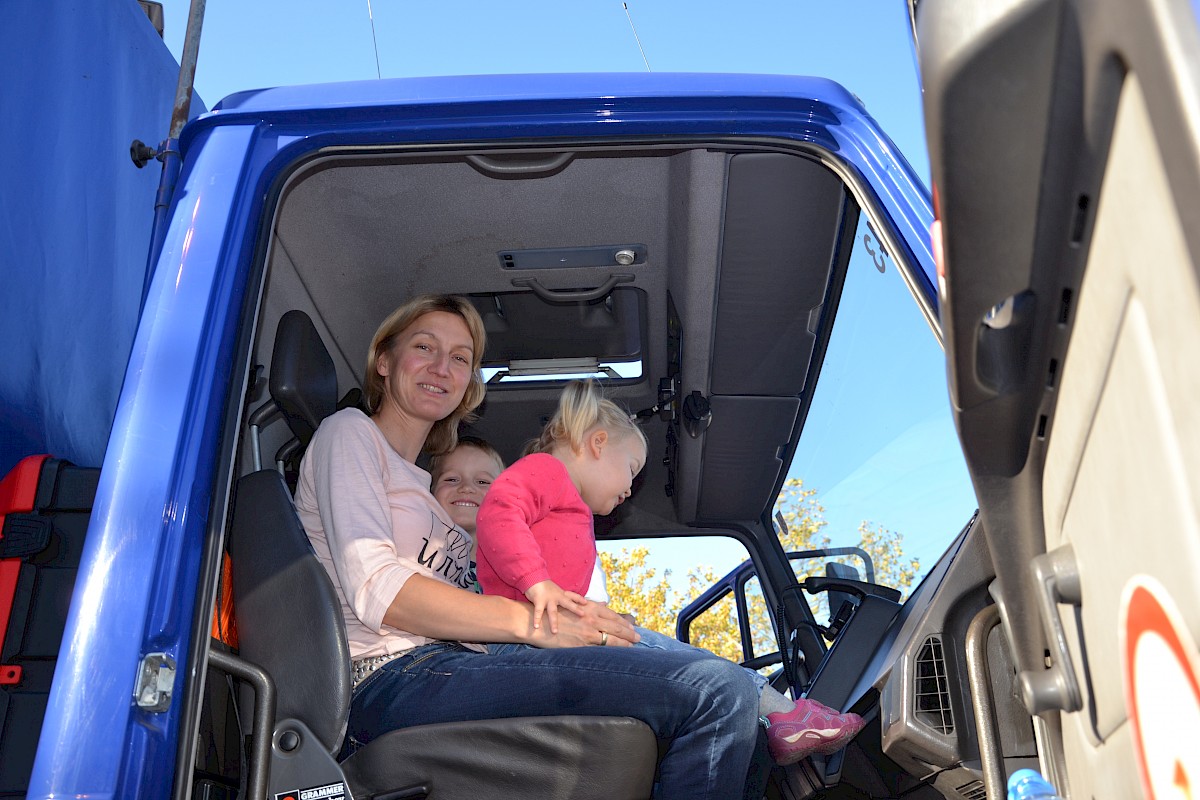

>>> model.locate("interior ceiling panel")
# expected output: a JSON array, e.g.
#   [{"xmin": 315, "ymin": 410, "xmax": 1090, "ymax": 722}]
[{"xmin": 274, "ymin": 155, "xmax": 672, "ymax": 368}]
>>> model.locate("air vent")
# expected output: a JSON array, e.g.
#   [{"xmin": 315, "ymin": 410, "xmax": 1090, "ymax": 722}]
[
  {"xmin": 956, "ymin": 779, "xmax": 987, "ymax": 800},
  {"xmin": 914, "ymin": 635, "xmax": 954, "ymax": 734}
]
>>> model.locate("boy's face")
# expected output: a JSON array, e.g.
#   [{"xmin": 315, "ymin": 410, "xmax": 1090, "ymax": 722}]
[{"xmin": 433, "ymin": 446, "xmax": 503, "ymax": 533}]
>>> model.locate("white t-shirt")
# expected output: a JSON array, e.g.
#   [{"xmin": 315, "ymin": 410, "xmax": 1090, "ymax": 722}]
[{"xmin": 585, "ymin": 559, "xmax": 609, "ymax": 604}]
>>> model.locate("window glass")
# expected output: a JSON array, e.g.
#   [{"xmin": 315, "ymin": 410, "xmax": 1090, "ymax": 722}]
[
  {"xmin": 596, "ymin": 535, "xmax": 754, "ymax": 662},
  {"xmin": 743, "ymin": 575, "xmax": 777, "ymax": 659},
  {"xmin": 596, "ymin": 537, "xmax": 815, "ymax": 675},
  {"xmin": 777, "ymin": 214, "xmax": 978, "ymax": 597}
]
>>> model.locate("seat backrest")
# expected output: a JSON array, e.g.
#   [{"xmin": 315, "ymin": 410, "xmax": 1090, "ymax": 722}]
[
  {"xmin": 229, "ymin": 468, "xmax": 352, "ymax": 755},
  {"xmin": 270, "ymin": 310, "xmax": 338, "ymax": 447}
]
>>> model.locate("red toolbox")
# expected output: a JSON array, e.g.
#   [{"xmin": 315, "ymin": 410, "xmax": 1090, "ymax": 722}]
[{"xmin": 0, "ymin": 455, "xmax": 99, "ymax": 797}]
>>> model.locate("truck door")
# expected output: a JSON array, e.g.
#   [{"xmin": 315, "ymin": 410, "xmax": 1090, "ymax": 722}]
[{"xmin": 917, "ymin": 0, "xmax": 1200, "ymax": 796}]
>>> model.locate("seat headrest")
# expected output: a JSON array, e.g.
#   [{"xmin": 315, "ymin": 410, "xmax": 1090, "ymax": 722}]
[{"xmin": 270, "ymin": 310, "xmax": 338, "ymax": 446}]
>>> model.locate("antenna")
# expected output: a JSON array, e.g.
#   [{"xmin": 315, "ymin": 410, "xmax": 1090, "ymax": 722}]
[
  {"xmin": 622, "ymin": 3, "xmax": 652, "ymax": 72},
  {"xmin": 366, "ymin": 0, "xmax": 382, "ymax": 79}
]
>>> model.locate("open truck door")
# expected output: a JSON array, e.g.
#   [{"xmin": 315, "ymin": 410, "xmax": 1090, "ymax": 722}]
[{"xmin": 917, "ymin": 0, "xmax": 1200, "ymax": 797}]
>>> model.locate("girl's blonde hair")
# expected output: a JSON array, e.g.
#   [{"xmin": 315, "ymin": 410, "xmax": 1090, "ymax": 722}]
[
  {"xmin": 364, "ymin": 294, "xmax": 487, "ymax": 456},
  {"xmin": 527, "ymin": 380, "xmax": 647, "ymax": 456}
]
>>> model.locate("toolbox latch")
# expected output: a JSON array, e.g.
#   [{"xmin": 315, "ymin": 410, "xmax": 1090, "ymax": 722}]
[{"xmin": 0, "ymin": 514, "xmax": 52, "ymax": 558}]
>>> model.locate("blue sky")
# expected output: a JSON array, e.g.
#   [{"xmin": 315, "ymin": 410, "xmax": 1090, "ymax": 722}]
[{"xmin": 158, "ymin": 1, "xmax": 977, "ymax": 591}]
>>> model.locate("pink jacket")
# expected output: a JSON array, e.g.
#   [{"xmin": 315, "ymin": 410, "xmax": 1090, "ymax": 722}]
[{"xmin": 475, "ymin": 453, "xmax": 596, "ymax": 600}]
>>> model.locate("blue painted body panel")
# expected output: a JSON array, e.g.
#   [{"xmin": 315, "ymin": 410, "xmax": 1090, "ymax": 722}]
[
  {"xmin": 29, "ymin": 72, "xmax": 932, "ymax": 799},
  {"xmin": 195, "ymin": 73, "xmax": 933, "ymax": 298}
]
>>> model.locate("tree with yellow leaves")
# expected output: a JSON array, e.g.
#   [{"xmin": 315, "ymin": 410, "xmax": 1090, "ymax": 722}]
[
  {"xmin": 599, "ymin": 478, "xmax": 920, "ymax": 664},
  {"xmin": 598, "ymin": 547, "xmax": 747, "ymax": 661}
]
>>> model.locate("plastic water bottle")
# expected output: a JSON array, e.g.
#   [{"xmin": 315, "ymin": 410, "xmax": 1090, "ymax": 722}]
[{"xmin": 1007, "ymin": 769, "xmax": 1062, "ymax": 799}]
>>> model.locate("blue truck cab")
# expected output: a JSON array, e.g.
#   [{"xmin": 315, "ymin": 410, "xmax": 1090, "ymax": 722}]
[{"xmin": 23, "ymin": 73, "xmax": 940, "ymax": 799}]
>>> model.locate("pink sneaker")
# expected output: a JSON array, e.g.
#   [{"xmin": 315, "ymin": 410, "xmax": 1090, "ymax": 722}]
[{"xmin": 765, "ymin": 698, "xmax": 866, "ymax": 764}]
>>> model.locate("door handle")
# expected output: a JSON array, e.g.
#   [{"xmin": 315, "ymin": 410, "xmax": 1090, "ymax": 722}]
[{"xmin": 1019, "ymin": 544, "xmax": 1083, "ymax": 714}]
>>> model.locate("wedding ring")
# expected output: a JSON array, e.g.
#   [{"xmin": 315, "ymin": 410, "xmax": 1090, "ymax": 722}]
[{"xmin": 599, "ymin": 630, "xmax": 609, "ymax": 646}]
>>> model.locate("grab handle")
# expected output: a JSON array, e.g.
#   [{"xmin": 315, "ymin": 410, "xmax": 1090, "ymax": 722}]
[
  {"xmin": 511, "ymin": 274, "xmax": 634, "ymax": 303},
  {"xmin": 466, "ymin": 152, "xmax": 574, "ymax": 176},
  {"xmin": 1018, "ymin": 544, "xmax": 1083, "ymax": 714},
  {"xmin": 208, "ymin": 650, "xmax": 275, "ymax": 800},
  {"xmin": 965, "ymin": 604, "xmax": 1005, "ymax": 800}
]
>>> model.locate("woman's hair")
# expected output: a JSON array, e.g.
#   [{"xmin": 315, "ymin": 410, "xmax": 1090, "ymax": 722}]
[
  {"xmin": 363, "ymin": 294, "xmax": 487, "ymax": 455},
  {"xmin": 428, "ymin": 435, "xmax": 505, "ymax": 483},
  {"xmin": 526, "ymin": 380, "xmax": 647, "ymax": 456}
]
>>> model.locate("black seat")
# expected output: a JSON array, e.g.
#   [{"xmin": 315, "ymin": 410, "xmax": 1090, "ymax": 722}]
[{"xmin": 225, "ymin": 310, "xmax": 658, "ymax": 800}]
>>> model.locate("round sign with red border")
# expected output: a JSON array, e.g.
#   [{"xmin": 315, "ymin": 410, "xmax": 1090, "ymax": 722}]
[{"xmin": 1120, "ymin": 576, "xmax": 1199, "ymax": 800}]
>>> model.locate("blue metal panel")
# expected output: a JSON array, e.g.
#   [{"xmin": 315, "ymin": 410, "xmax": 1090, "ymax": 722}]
[
  {"xmin": 0, "ymin": 0, "xmax": 204, "ymax": 476},
  {"xmin": 27, "ymin": 124, "xmax": 258, "ymax": 800}
]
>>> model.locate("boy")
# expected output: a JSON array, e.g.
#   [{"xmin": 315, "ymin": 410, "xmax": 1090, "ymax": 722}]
[{"xmin": 429, "ymin": 435, "xmax": 505, "ymax": 537}]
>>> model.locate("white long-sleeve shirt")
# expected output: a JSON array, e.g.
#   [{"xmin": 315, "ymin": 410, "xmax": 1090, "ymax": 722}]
[{"xmin": 295, "ymin": 408, "xmax": 484, "ymax": 659}]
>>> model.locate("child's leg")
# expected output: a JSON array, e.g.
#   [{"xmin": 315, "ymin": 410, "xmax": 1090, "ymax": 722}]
[
  {"xmin": 630, "ymin": 626, "xmax": 865, "ymax": 765},
  {"xmin": 631, "ymin": 626, "xmax": 769, "ymax": 695}
]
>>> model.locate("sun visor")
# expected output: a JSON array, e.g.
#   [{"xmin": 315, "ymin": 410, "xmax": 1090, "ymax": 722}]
[
  {"xmin": 710, "ymin": 153, "xmax": 843, "ymax": 397},
  {"xmin": 468, "ymin": 288, "xmax": 646, "ymax": 383}
]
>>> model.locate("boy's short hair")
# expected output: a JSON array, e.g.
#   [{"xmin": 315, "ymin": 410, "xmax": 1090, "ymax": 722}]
[{"xmin": 428, "ymin": 435, "xmax": 505, "ymax": 483}]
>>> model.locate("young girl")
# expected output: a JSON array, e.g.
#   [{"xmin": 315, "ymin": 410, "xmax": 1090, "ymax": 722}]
[
  {"xmin": 470, "ymin": 380, "xmax": 866, "ymax": 765},
  {"xmin": 430, "ymin": 435, "xmax": 613, "ymax": 600}
]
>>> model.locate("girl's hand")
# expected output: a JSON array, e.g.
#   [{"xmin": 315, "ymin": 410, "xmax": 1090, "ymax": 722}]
[{"xmin": 525, "ymin": 580, "xmax": 587, "ymax": 634}]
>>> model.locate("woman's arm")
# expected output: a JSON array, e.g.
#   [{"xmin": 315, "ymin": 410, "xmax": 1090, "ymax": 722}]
[
  {"xmin": 384, "ymin": 574, "xmax": 638, "ymax": 648},
  {"xmin": 307, "ymin": 413, "xmax": 421, "ymax": 633}
]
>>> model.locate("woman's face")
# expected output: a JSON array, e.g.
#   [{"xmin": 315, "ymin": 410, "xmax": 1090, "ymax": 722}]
[{"xmin": 377, "ymin": 311, "xmax": 476, "ymax": 425}]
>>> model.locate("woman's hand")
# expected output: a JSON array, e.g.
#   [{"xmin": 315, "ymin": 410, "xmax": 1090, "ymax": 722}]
[
  {"xmin": 526, "ymin": 598, "xmax": 640, "ymax": 649},
  {"xmin": 385, "ymin": 575, "xmax": 638, "ymax": 649}
]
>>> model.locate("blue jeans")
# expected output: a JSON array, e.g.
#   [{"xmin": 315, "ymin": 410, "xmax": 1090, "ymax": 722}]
[
  {"xmin": 490, "ymin": 628, "xmax": 768, "ymax": 694},
  {"xmin": 348, "ymin": 640, "xmax": 762, "ymax": 800}
]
